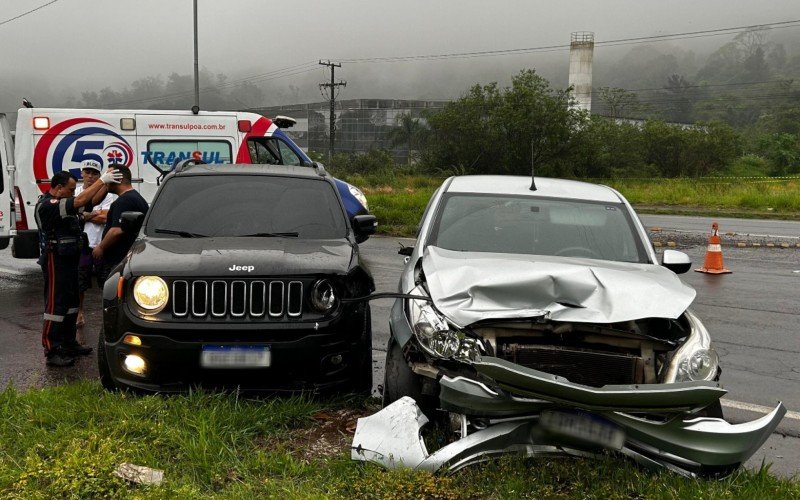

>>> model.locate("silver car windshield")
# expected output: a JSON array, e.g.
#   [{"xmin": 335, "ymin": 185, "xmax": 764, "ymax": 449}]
[{"xmin": 428, "ymin": 194, "xmax": 648, "ymax": 263}]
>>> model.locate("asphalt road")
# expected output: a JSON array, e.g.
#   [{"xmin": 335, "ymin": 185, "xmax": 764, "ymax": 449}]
[
  {"xmin": 640, "ymin": 214, "xmax": 800, "ymax": 239},
  {"xmin": 0, "ymin": 232, "xmax": 798, "ymax": 477}
]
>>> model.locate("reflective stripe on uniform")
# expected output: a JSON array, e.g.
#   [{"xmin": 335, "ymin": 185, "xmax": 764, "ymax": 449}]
[
  {"xmin": 66, "ymin": 308, "xmax": 79, "ymax": 314},
  {"xmin": 42, "ymin": 253, "xmax": 56, "ymax": 351},
  {"xmin": 43, "ymin": 313, "xmax": 65, "ymax": 322},
  {"xmin": 59, "ymin": 198, "xmax": 68, "ymax": 218}
]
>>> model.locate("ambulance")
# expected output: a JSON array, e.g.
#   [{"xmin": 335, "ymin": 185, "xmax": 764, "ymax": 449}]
[{"xmin": 0, "ymin": 107, "xmax": 369, "ymax": 258}]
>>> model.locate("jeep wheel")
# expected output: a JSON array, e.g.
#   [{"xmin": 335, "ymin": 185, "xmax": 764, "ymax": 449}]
[{"xmin": 97, "ymin": 327, "xmax": 117, "ymax": 392}]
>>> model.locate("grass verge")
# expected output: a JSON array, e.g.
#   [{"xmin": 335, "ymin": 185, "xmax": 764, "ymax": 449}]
[
  {"xmin": 1, "ymin": 382, "xmax": 798, "ymax": 498},
  {"xmin": 343, "ymin": 175, "xmax": 800, "ymax": 236}
]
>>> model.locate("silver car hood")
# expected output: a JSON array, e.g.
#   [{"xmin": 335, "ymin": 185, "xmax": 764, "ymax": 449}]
[{"xmin": 421, "ymin": 246, "xmax": 696, "ymax": 326}]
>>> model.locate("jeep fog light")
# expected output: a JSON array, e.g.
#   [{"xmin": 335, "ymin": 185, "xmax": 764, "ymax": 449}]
[
  {"xmin": 311, "ymin": 279, "xmax": 337, "ymax": 312},
  {"xmin": 133, "ymin": 276, "xmax": 169, "ymax": 313},
  {"xmin": 123, "ymin": 355, "xmax": 146, "ymax": 375}
]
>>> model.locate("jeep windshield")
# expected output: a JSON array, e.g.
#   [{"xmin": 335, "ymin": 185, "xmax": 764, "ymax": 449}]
[
  {"xmin": 145, "ymin": 175, "xmax": 348, "ymax": 239},
  {"xmin": 428, "ymin": 194, "xmax": 648, "ymax": 263}
]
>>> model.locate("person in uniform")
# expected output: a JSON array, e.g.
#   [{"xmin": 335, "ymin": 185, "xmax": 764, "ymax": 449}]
[{"xmin": 35, "ymin": 167, "xmax": 122, "ymax": 367}]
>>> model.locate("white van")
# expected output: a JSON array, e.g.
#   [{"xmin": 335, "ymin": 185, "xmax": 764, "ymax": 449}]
[{"xmin": 0, "ymin": 107, "xmax": 369, "ymax": 258}]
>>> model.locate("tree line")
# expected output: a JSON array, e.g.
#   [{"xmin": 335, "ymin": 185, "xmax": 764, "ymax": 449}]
[{"xmin": 333, "ymin": 66, "xmax": 798, "ymax": 179}]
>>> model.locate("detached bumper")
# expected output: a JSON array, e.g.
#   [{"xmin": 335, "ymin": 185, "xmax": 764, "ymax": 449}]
[
  {"xmin": 457, "ymin": 356, "xmax": 727, "ymax": 414},
  {"xmin": 353, "ymin": 356, "xmax": 786, "ymax": 476},
  {"xmin": 352, "ymin": 397, "xmax": 786, "ymax": 477}
]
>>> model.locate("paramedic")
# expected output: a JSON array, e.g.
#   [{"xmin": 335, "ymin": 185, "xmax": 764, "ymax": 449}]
[
  {"xmin": 35, "ymin": 167, "xmax": 122, "ymax": 367},
  {"xmin": 75, "ymin": 160, "xmax": 116, "ymax": 332}
]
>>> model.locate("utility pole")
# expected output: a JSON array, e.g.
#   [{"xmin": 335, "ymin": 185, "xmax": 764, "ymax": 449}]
[
  {"xmin": 318, "ymin": 60, "xmax": 346, "ymax": 163},
  {"xmin": 192, "ymin": 0, "xmax": 200, "ymax": 114}
]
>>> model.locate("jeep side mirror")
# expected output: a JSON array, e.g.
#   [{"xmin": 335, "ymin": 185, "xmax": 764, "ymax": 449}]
[
  {"xmin": 120, "ymin": 211, "xmax": 145, "ymax": 234},
  {"xmin": 352, "ymin": 214, "xmax": 377, "ymax": 243},
  {"xmin": 661, "ymin": 249, "xmax": 691, "ymax": 274},
  {"xmin": 398, "ymin": 246, "xmax": 414, "ymax": 256}
]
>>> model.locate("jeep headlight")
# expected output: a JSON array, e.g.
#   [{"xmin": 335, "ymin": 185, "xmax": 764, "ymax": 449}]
[
  {"xmin": 407, "ymin": 286, "xmax": 483, "ymax": 363},
  {"xmin": 310, "ymin": 279, "xmax": 338, "ymax": 313},
  {"xmin": 133, "ymin": 276, "xmax": 169, "ymax": 313},
  {"xmin": 663, "ymin": 310, "xmax": 719, "ymax": 383},
  {"xmin": 348, "ymin": 184, "xmax": 369, "ymax": 211}
]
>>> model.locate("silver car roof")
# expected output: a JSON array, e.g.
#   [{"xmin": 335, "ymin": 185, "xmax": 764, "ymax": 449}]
[{"xmin": 445, "ymin": 175, "xmax": 623, "ymax": 203}]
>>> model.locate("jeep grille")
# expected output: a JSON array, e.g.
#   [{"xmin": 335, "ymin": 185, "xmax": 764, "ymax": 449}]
[{"xmin": 171, "ymin": 280, "xmax": 303, "ymax": 319}]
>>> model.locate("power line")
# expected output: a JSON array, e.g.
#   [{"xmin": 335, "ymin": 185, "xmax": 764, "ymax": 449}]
[
  {"xmin": 591, "ymin": 78, "xmax": 797, "ymax": 95},
  {"xmin": 0, "ymin": 0, "xmax": 62, "ymax": 28},
  {"xmin": 340, "ymin": 19, "xmax": 800, "ymax": 64},
  {"xmin": 99, "ymin": 63, "xmax": 319, "ymax": 107}
]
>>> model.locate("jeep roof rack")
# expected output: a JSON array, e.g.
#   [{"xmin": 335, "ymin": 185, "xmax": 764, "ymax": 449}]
[
  {"xmin": 311, "ymin": 161, "xmax": 327, "ymax": 177},
  {"xmin": 173, "ymin": 158, "xmax": 206, "ymax": 174}
]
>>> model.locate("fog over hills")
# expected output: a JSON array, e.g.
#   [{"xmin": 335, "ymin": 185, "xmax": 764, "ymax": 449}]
[{"xmin": 1, "ymin": 0, "xmax": 798, "ymax": 117}]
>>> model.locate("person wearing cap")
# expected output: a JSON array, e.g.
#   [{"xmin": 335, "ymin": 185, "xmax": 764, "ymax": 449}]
[
  {"xmin": 35, "ymin": 166, "xmax": 123, "ymax": 367},
  {"xmin": 75, "ymin": 160, "xmax": 117, "ymax": 333}
]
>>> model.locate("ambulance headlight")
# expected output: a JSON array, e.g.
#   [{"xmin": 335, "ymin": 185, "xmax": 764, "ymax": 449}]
[
  {"xmin": 133, "ymin": 276, "xmax": 169, "ymax": 313},
  {"xmin": 348, "ymin": 184, "xmax": 369, "ymax": 211}
]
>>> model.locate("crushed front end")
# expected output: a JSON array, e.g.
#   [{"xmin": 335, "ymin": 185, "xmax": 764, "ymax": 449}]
[{"xmin": 353, "ymin": 266, "xmax": 786, "ymax": 477}]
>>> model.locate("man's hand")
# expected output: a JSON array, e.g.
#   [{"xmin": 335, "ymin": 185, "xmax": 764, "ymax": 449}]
[
  {"xmin": 100, "ymin": 168, "xmax": 123, "ymax": 185},
  {"xmin": 92, "ymin": 245, "xmax": 104, "ymax": 260}
]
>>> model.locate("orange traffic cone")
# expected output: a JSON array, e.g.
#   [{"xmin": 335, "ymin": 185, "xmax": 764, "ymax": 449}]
[{"xmin": 695, "ymin": 222, "xmax": 731, "ymax": 274}]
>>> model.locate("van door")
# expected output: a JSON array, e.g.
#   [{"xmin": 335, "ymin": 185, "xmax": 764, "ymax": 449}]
[{"xmin": 0, "ymin": 113, "xmax": 14, "ymax": 249}]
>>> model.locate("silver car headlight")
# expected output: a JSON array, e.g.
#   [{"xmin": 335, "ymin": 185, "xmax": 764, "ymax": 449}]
[
  {"xmin": 133, "ymin": 276, "xmax": 169, "ymax": 314},
  {"xmin": 663, "ymin": 310, "xmax": 719, "ymax": 383},
  {"xmin": 348, "ymin": 184, "xmax": 369, "ymax": 211},
  {"xmin": 407, "ymin": 285, "xmax": 483, "ymax": 363}
]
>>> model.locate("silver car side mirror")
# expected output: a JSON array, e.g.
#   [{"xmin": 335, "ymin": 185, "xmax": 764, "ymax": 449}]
[{"xmin": 661, "ymin": 249, "xmax": 691, "ymax": 274}]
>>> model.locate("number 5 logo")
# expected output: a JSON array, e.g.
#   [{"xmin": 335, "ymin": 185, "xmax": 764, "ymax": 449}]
[{"xmin": 69, "ymin": 140, "xmax": 104, "ymax": 177}]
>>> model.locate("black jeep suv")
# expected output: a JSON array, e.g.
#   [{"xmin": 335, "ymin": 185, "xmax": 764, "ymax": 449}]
[{"xmin": 98, "ymin": 162, "xmax": 376, "ymax": 393}]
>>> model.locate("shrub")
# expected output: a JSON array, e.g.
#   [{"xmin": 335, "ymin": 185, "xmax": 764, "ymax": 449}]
[{"xmin": 727, "ymin": 154, "xmax": 771, "ymax": 177}]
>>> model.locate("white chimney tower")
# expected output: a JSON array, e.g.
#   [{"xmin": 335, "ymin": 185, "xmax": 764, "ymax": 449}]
[{"xmin": 569, "ymin": 32, "xmax": 594, "ymax": 113}]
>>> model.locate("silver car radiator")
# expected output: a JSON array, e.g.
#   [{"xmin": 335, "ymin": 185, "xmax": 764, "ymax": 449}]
[{"xmin": 499, "ymin": 343, "xmax": 642, "ymax": 387}]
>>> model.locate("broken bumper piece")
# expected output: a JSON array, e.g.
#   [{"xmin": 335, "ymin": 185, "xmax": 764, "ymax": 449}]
[
  {"xmin": 353, "ymin": 357, "xmax": 787, "ymax": 478},
  {"xmin": 352, "ymin": 396, "xmax": 786, "ymax": 477}
]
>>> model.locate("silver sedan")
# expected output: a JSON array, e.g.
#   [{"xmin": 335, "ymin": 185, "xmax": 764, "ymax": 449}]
[{"xmin": 353, "ymin": 175, "xmax": 786, "ymax": 478}]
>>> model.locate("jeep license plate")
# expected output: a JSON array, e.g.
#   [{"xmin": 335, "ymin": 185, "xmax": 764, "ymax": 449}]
[
  {"xmin": 539, "ymin": 410, "xmax": 625, "ymax": 450},
  {"xmin": 200, "ymin": 346, "xmax": 271, "ymax": 369}
]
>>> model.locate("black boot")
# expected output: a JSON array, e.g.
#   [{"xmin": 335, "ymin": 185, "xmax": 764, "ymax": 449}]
[{"xmin": 46, "ymin": 347, "xmax": 76, "ymax": 367}]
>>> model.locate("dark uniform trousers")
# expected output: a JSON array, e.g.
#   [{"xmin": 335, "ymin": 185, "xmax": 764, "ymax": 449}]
[
  {"xmin": 41, "ymin": 252, "xmax": 80, "ymax": 353},
  {"xmin": 35, "ymin": 193, "xmax": 86, "ymax": 356}
]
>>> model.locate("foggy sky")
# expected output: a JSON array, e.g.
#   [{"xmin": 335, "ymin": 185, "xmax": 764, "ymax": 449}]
[{"xmin": 1, "ymin": 0, "xmax": 799, "ymax": 111}]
